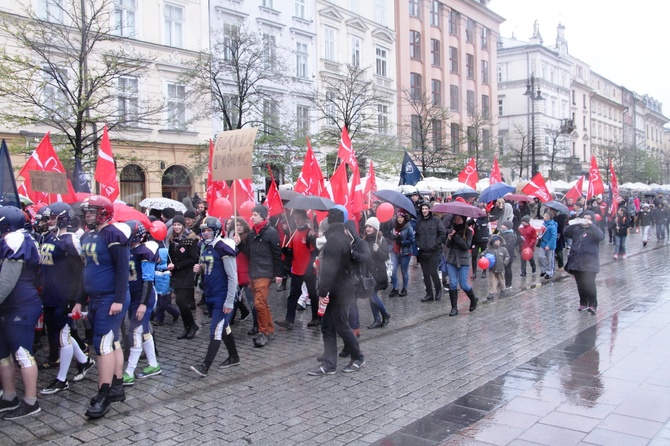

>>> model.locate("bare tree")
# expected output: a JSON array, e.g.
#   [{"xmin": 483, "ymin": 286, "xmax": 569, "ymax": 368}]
[
  {"xmin": 544, "ymin": 124, "xmax": 569, "ymax": 179},
  {"xmin": 501, "ymin": 122, "xmax": 529, "ymax": 179},
  {"xmin": 0, "ymin": 0, "xmax": 163, "ymax": 164},
  {"xmin": 460, "ymin": 111, "xmax": 494, "ymax": 173}
]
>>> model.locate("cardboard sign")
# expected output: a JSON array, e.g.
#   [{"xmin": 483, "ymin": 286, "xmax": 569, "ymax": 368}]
[
  {"xmin": 211, "ymin": 127, "xmax": 257, "ymax": 181},
  {"xmin": 29, "ymin": 170, "xmax": 69, "ymax": 194}
]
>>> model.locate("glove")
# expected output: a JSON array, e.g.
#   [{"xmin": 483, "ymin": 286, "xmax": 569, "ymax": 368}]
[{"xmin": 372, "ymin": 244, "xmax": 379, "ymax": 252}]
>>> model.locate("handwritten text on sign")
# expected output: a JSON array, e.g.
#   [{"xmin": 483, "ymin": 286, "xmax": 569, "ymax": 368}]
[
  {"xmin": 211, "ymin": 127, "xmax": 258, "ymax": 181},
  {"xmin": 30, "ymin": 170, "xmax": 69, "ymax": 194}
]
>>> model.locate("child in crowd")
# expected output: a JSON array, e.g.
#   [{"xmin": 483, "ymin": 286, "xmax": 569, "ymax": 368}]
[
  {"xmin": 499, "ymin": 221, "xmax": 517, "ymax": 289},
  {"xmin": 482, "ymin": 235, "xmax": 509, "ymax": 300}
]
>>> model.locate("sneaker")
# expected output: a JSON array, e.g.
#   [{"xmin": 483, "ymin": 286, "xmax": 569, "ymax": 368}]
[
  {"xmin": 643, "ymin": 241, "xmax": 647, "ymax": 247},
  {"xmin": 274, "ymin": 320, "xmax": 293, "ymax": 330},
  {"xmin": 190, "ymin": 363, "xmax": 209, "ymax": 377},
  {"xmin": 531, "ymin": 267, "xmax": 537, "ymax": 273},
  {"xmin": 37, "ymin": 359, "xmax": 59, "ymax": 371},
  {"xmin": 307, "ymin": 318, "xmax": 320, "ymax": 328},
  {"xmin": 73, "ymin": 358, "xmax": 95, "ymax": 382},
  {"xmin": 219, "ymin": 357, "xmax": 240, "ymax": 369},
  {"xmin": 308, "ymin": 366, "xmax": 335, "ymax": 376},
  {"xmin": 342, "ymin": 359, "xmax": 365, "ymax": 373},
  {"xmin": 539, "ymin": 272, "xmax": 546, "ymax": 277},
  {"xmin": 388, "ymin": 289, "xmax": 399, "ymax": 297},
  {"xmin": 122, "ymin": 373, "xmax": 135, "ymax": 386},
  {"xmin": 247, "ymin": 327, "xmax": 259, "ymax": 336},
  {"xmin": 613, "ymin": 254, "xmax": 618, "ymax": 259},
  {"xmin": 544, "ymin": 275, "xmax": 552, "ymax": 280},
  {"xmin": 578, "ymin": 305, "xmax": 587, "ymax": 311},
  {"xmin": 587, "ymin": 306, "xmax": 597, "ymax": 315},
  {"xmin": 41, "ymin": 378, "xmax": 69, "ymax": 395},
  {"xmin": 0, "ymin": 397, "xmax": 20, "ymax": 413},
  {"xmin": 3, "ymin": 400, "xmax": 40, "ymax": 420},
  {"xmin": 520, "ymin": 271, "xmax": 527, "ymax": 277},
  {"xmin": 136, "ymin": 365, "xmax": 162, "ymax": 379},
  {"xmin": 486, "ymin": 294, "xmax": 494, "ymax": 300},
  {"xmin": 622, "ymin": 254, "xmax": 627, "ymax": 260},
  {"xmin": 297, "ymin": 299, "xmax": 307, "ymax": 311},
  {"xmin": 253, "ymin": 333, "xmax": 268, "ymax": 348},
  {"xmin": 399, "ymin": 289, "xmax": 407, "ymax": 297}
]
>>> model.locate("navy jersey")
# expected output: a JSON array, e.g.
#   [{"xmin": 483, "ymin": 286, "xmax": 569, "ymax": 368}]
[
  {"xmin": 199, "ymin": 237, "xmax": 237, "ymax": 307},
  {"xmin": 81, "ymin": 223, "xmax": 131, "ymax": 302},
  {"xmin": 129, "ymin": 241, "xmax": 160, "ymax": 299},
  {"xmin": 0, "ymin": 230, "xmax": 41, "ymax": 310},
  {"xmin": 39, "ymin": 231, "xmax": 82, "ymax": 308}
]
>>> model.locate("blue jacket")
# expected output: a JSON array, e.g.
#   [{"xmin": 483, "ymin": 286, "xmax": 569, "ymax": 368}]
[{"xmin": 539, "ymin": 219, "xmax": 557, "ymax": 250}]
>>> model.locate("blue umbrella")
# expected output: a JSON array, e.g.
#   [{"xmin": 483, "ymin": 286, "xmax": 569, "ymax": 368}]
[
  {"xmin": 478, "ymin": 183, "xmax": 515, "ymax": 203},
  {"xmin": 373, "ymin": 189, "xmax": 417, "ymax": 217},
  {"xmin": 452, "ymin": 187, "xmax": 479, "ymax": 200}
]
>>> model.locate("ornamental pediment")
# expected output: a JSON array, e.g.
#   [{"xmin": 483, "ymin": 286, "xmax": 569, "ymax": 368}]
[{"xmin": 318, "ymin": 6, "xmax": 344, "ymax": 22}]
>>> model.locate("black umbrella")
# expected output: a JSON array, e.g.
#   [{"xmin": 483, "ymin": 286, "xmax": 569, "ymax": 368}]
[
  {"xmin": 278, "ymin": 189, "xmax": 299, "ymax": 202},
  {"xmin": 431, "ymin": 202, "xmax": 486, "ymax": 218},
  {"xmin": 372, "ymin": 189, "xmax": 417, "ymax": 217},
  {"xmin": 284, "ymin": 195, "xmax": 336, "ymax": 211},
  {"xmin": 452, "ymin": 187, "xmax": 479, "ymax": 200},
  {"xmin": 544, "ymin": 200, "xmax": 569, "ymax": 214}
]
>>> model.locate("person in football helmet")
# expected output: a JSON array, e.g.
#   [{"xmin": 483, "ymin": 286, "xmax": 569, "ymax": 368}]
[{"xmin": 81, "ymin": 195, "xmax": 114, "ymax": 230}]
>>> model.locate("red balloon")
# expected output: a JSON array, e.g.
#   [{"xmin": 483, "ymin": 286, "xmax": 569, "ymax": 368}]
[
  {"xmin": 594, "ymin": 214, "xmax": 602, "ymax": 221},
  {"xmin": 149, "ymin": 220, "xmax": 167, "ymax": 241},
  {"xmin": 477, "ymin": 256, "xmax": 490, "ymax": 270},
  {"xmin": 376, "ymin": 202, "xmax": 395, "ymax": 222},
  {"xmin": 210, "ymin": 197, "xmax": 233, "ymax": 220},
  {"xmin": 239, "ymin": 200, "xmax": 255, "ymax": 218},
  {"xmin": 521, "ymin": 247, "xmax": 534, "ymax": 261}
]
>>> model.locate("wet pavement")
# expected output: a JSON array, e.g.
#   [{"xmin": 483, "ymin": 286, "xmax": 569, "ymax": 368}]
[{"xmin": 1, "ymin": 232, "xmax": 670, "ymax": 445}]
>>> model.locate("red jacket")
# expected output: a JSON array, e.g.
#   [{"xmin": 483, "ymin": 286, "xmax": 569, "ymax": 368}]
[
  {"xmin": 518, "ymin": 224, "xmax": 538, "ymax": 251},
  {"xmin": 236, "ymin": 250, "xmax": 250, "ymax": 286}
]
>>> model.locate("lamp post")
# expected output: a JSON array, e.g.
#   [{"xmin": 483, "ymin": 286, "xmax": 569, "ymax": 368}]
[{"xmin": 524, "ymin": 74, "xmax": 544, "ymax": 177}]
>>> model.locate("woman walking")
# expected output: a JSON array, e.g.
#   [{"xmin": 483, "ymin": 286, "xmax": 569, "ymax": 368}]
[
  {"xmin": 362, "ymin": 218, "xmax": 391, "ymax": 329},
  {"xmin": 564, "ymin": 211, "xmax": 605, "ymax": 314},
  {"xmin": 388, "ymin": 211, "xmax": 414, "ymax": 297},
  {"xmin": 445, "ymin": 215, "xmax": 477, "ymax": 316},
  {"xmin": 168, "ymin": 215, "xmax": 200, "ymax": 340}
]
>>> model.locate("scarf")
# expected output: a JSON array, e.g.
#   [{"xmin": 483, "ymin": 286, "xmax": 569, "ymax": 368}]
[{"xmin": 253, "ymin": 220, "xmax": 268, "ymax": 234}]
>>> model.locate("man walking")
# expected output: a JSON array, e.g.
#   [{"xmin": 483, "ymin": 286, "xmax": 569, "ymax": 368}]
[{"xmin": 415, "ymin": 203, "xmax": 446, "ymax": 302}]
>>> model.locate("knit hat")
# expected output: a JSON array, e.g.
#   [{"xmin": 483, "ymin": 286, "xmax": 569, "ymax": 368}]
[
  {"xmin": 490, "ymin": 234, "xmax": 503, "ymax": 244},
  {"xmin": 501, "ymin": 220, "xmax": 513, "ymax": 230},
  {"xmin": 162, "ymin": 207, "xmax": 175, "ymax": 220},
  {"xmin": 521, "ymin": 215, "xmax": 531, "ymax": 224},
  {"xmin": 172, "ymin": 215, "xmax": 186, "ymax": 226},
  {"xmin": 184, "ymin": 210, "xmax": 196, "ymax": 219},
  {"xmin": 252, "ymin": 205, "xmax": 269, "ymax": 220},
  {"xmin": 327, "ymin": 207, "xmax": 344, "ymax": 223},
  {"xmin": 365, "ymin": 217, "xmax": 380, "ymax": 231}
]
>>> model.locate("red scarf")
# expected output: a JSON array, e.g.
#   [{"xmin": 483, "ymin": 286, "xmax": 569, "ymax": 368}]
[{"xmin": 253, "ymin": 220, "xmax": 268, "ymax": 234}]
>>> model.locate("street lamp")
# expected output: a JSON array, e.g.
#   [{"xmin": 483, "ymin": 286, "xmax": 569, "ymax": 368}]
[{"xmin": 524, "ymin": 74, "xmax": 544, "ymax": 177}]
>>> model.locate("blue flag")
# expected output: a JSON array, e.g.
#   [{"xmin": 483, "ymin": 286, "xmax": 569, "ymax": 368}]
[
  {"xmin": 0, "ymin": 140, "xmax": 20, "ymax": 209},
  {"xmin": 398, "ymin": 151, "xmax": 421, "ymax": 186},
  {"xmin": 72, "ymin": 156, "xmax": 91, "ymax": 193}
]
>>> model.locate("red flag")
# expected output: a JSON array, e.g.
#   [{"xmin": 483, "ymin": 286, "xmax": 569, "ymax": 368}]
[
  {"xmin": 521, "ymin": 173, "xmax": 552, "ymax": 203},
  {"xmin": 94, "ymin": 125, "xmax": 119, "ymax": 201},
  {"xmin": 457, "ymin": 158, "xmax": 479, "ymax": 189},
  {"xmin": 265, "ymin": 166, "xmax": 284, "ymax": 217},
  {"xmin": 330, "ymin": 162, "xmax": 349, "ymax": 210},
  {"xmin": 362, "ymin": 160, "xmax": 377, "ymax": 206},
  {"xmin": 230, "ymin": 178, "xmax": 255, "ymax": 208},
  {"xmin": 609, "ymin": 161, "xmax": 620, "ymax": 217},
  {"xmin": 489, "ymin": 156, "xmax": 502, "ymax": 184},
  {"xmin": 587, "ymin": 156, "xmax": 605, "ymax": 200},
  {"xmin": 336, "ymin": 126, "xmax": 357, "ymax": 168},
  {"xmin": 295, "ymin": 138, "xmax": 326, "ymax": 196},
  {"xmin": 564, "ymin": 176, "xmax": 584, "ymax": 202},
  {"xmin": 206, "ymin": 140, "xmax": 229, "ymax": 210},
  {"xmin": 349, "ymin": 162, "xmax": 364, "ymax": 215},
  {"xmin": 17, "ymin": 133, "xmax": 77, "ymax": 204}
]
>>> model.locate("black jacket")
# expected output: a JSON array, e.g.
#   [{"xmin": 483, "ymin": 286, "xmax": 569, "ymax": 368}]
[
  {"xmin": 446, "ymin": 224, "xmax": 473, "ymax": 268},
  {"xmin": 247, "ymin": 221, "xmax": 283, "ymax": 279},
  {"xmin": 564, "ymin": 222, "xmax": 604, "ymax": 273},
  {"xmin": 415, "ymin": 211, "xmax": 446, "ymax": 256},
  {"xmin": 364, "ymin": 232, "xmax": 389, "ymax": 291},
  {"xmin": 317, "ymin": 222, "xmax": 354, "ymax": 306},
  {"xmin": 167, "ymin": 230, "xmax": 199, "ymax": 289}
]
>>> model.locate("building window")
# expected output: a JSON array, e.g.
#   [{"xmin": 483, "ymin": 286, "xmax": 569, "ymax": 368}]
[
  {"xmin": 377, "ymin": 104, "xmax": 389, "ymax": 134},
  {"xmin": 410, "ymin": 30, "xmax": 421, "ymax": 60},
  {"xmin": 113, "ymin": 0, "xmax": 136, "ymax": 37},
  {"xmin": 376, "ymin": 47, "xmax": 388, "ymax": 77},
  {"xmin": 167, "ymin": 83, "xmax": 186, "ymax": 129},
  {"xmin": 498, "ymin": 99, "xmax": 503, "ymax": 116},
  {"xmin": 222, "ymin": 23, "xmax": 238, "ymax": 61},
  {"xmin": 497, "ymin": 65, "xmax": 503, "ymax": 82},
  {"xmin": 430, "ymin": 1, "xmax": 440, "ymax": 27},
  {"xmin": 450, "ymin": 123, "xmax": 460, "ymax": 152},
  {"xmin": 374, "ymin": 0, "xmax": 386, "ymax": 26},
  {"xmin": 449, "ymin": 85, "xmax": 459, "ymax": 111},
  {"xmin": 296, "ymin": 105, "xmax": 310, "ymax": 138},
  {"xmin": 432, "ymin": 119, "xmax": 443, "ymax": 149},
  {"xmin": 482, "ymin": 95, "xmax": 490, "ymax": 119},
  {"xmin": 449, "ymin": 46, "xmax": 458, "ymax": 73},
  {"xmin": 466, "ymin": 90, "xmax": 475, "ymax": 116},
  {"xmin": 263, "ymin": 99, "xmax": 279, "ymax": 134},
  {"xmin": 351, "ymin": 36, "xmax": 361, "ymax": 67},
  {"xmin": 431, "ymin": 79, "xmax": 441, "ymax": 106},
  {"xmin": 466, "ymin": 18, "xmax": 475, "ymax": 43},
  {"xmin": 295, "ymin": 0, "xmax": 305, "ymax": 19},
  {"xmin": 263, "ymin": 33, "xmax": 277, "ymax": 71},
  {"xmin": 481, "ymin": 26, "xmax": 489, "ymax": 49},
  {"xmin": 164, "ymin": 3, "xmax": 184, "ymax": 48},
  {"xmin": 411, "ymin": 115, "xmax": 421, "ymax": 148},
  {"xmin": 583, "ymin": 115, "xmax": 586, "ymax": 130},
  {"xmin": 449, "ymin": 10, "xmax": 459, "ymax": 36},
  {"xmin": 38, "ymin": 0, "xmax": 64, "ymax": 23},
  {"xmin": 409, "ymin": 0, "xmax": 419, "ymax": 17},
  {"xmin": 42, "ymin": 65, "xmax": 68, "ymax": 115},
  {"xmin": 583, "ymin": 94, "xmax": 587, "ymax": 109},
  {"xmin": 324, "ymin": 27, "xmax": 336, "ymax": 61},
  {"xmin": 262, "ymin": 0, "xmax": 274, "ymax": 8},
  {"xmin": 572, "ymin": 90, "xmax": 576, "ymax": 105},
  {"xmin": 296, "ymin": 42, "xmax": 308, "ymax": 78},
  {"xmin": 410, "ymin": 72, "xmax": 422, "ymax": 101},
  {"xmin": 481, "ymin": 60, "xmax": 489, "ymax": 84},
  {"xmin": 466, "ymin": 53, "xmax": 474, "ymax": 79},
  {"xmin": 117, "ymin": 76, "xmax": 138, "ymax": 126},
  {"xmin": 120, "ymin": 164, "xmax": 145, "ymax": 208},
  {"xmin": 430, "ymin": 39, "xmax": 440, "ymax": 66}
]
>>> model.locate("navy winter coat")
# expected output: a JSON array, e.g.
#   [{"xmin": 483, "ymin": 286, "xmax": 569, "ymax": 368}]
[{"xmin": 564, "ymin": 221, "xmax": 605, "ymax": 273}]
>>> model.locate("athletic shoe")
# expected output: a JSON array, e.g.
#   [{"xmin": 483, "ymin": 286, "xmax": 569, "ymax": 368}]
[
  {"xmin": 41, "ymin": 378, "xmax": 69, "ymax": 395},
  {"xmin": 587, "ymin": 307, "xmax": 597, "ymax": 315},
  {"xmin": 274, "ymin": 320, "xmax": 293, "ymax": 330},
  {"xmin": 136, "ymin": 365, "xmax": 162, "ymax": 379},
  {"xmin": 307, "ymin": 318, "xmax": 320, "ymax": 328},
  {"xmin": 342, "ymin": 359, "xmax": 366, "ymax": 373},
  {"xmin": 218, "ymin": 357, "xmax": 240, "ymax": 369},
  {"xmin": 297, "ymin": 300, "xmax": 307, "ymax": 311},
  {"xmin": 308, "ymin": 366, "xmax": 335, "ymax": 376},
  {"xmin": 578, "ymin": 305, "xmax": 587, "ymax": 311},
  {"xmin": 73, "ymin": 358, "xmax": 95, "ymax": 382},
  {"xmin": 122, "ymin": 373, "xmax": 135, "ymax": 386},
  {"xmin": 3, "ymin": 401, "xmax": 40, "ymax": 420},
  {"xmin": 253, "ymin": 333, "xmax": 268, "ymax": 348},
  {"xmin": 0, "ymin": 397, "xmax": 20, "ymax": 413},
  {"xmin": 539, "ymin": 272, "xmax": 546, "ymax": 277},
  {"xmin": 622, "ymin": 254, "xmax": 627, "ymax": 260},
  {"xmin": 191, "ymin": 363, "xmax": 209, "ymax": 377},
  {"xmin": 613, "ymin": 254, "xmax": 618, "ymax": 259}
]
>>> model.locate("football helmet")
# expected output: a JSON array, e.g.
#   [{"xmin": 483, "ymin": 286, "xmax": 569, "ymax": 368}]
[
  {"xmin": 200, "ymin": 216, "xmax": 222, "ymax": 243},
  {"xmin": 81, "ymin": 195, "xmax": 114, "ymax": 229},
  {"xmin": 44, "ymin": 202, "xmax": 74, "ymax": 230},
  {"xmin": 125, "ymin": 220, "xmax": 147, "ymax": 245},
  {"xmin": 0, "ymin": 206, "xmax": 26, "ymax": 235}
]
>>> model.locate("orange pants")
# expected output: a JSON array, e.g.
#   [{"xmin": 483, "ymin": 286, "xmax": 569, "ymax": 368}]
[{"xmin": 251, "ymin": 278, "xmax": 274, "ymax": 335}]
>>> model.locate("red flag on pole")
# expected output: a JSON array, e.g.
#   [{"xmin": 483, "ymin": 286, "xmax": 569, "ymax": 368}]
[
  {"xmin": 457, "ymin": 158, "xmax": 479, "ymax": 189},
  {"xmin": 521, "ymin": 172, "xmax": 552, "ymax": 202},
  {"xmin": 489, "ymin": 156, "xmax": 502, "ymax": 184},
  {"xmin": 587, "ymin": 156, "xmax": 605, "ymax": 200},
  {"xmin": 564, "ymin": 176, "xmax": 584, "ymax": 202},
  {"xmin": 336, "ymin": 126, "xmax": 357, "ymax": 168},
  {"xmin": 295, "ymin": 138, "xmax": 326, "ymax": 196},
  {"xmin": 609, "ymin": 161, "xmax": 620, "ymax": 217},
  {"xmin": 349, "ymin": 162, "xmax": 364, "ymax": 215},
  {"xmin": 17, "ymin": 132, "xmax": 77, "ymax": 204},
  {"xmin": 265, "ymin": 166, "xmax": 284, "ymax": 217},
  {"xmin": 94, "ymin": 125, "xmax": 119, "ymax": 201},
  {"xmin": 206, "ymin": 140, "xmax": 229, "ymax": 210},
  {"xmin": 362, "ymin": 160, "xmax": 377, "ymax": 206},
  {"xmin": 230, "ymin": 179, "xmax": 255, "ymax": 207},
  {"xmin": 330, "ymin": 162, "xmax": 349, "ymax": 210}
]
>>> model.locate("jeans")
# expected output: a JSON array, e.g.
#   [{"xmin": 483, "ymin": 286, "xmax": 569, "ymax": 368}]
[
  {"xmin": 418, "ymin": 252, "xmax": 441, "ymax": 296},
  {"xmin": 614, "ymin": 235, "xmax": 627, "ymax": 255},
  {"xmin": 320, "ymin": 304, "xmax": 363, "ymax": 372},
  {"xmin": 573, "ymin": 270, "xmax": 598, "ymax": 308},
  {"xmin": 657, "ymin": 224, "xmax": 666, "ymax": 241},
  {"xmin": 347, "ymin": 301, "xmax": 360, "ymax": 331},
  {"xmin": 390, "ymin": 251, "xmax": 411, "ymax": 290},
  {"xmin": 446, "ymin": 263, "xmax": 472, "ymax": 292},
  {"xmin": 368, "ymin": 290, "xmax": 388, "ymax": 322},
  {"xmin": 539, "ymin": 248, "xmax": 555, "ymax": 276}
]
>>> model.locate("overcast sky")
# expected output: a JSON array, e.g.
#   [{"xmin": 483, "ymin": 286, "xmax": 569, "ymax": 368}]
[{"xmin": 490, "ymin": 0, "xmax": 670, "ymax": 122}]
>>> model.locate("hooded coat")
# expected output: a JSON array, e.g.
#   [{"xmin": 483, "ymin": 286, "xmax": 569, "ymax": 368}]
[
  {"xmin": 539, "ymin": 218, "xmax": 557, "ymax": 250},
  {"xmin": 415, "ymin": 208, "xmax": 446, "ymax": 258},
  {"xmin": 482, "ymin": 235, "xmax": 509, "ymax": 274},
  {"xmin": 564, "ymin": 211, "xmax": 605, "ymax": 273}
]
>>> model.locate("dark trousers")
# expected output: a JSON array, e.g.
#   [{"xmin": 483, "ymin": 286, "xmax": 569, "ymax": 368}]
[
  {"xmin": 504, "ymin": 262, "xmax": 513, "ymax": 288},
  {"xmin": 418, "ymin": 253, "xmax": 441, "ymax": 297},
  {"xmin": 285, "ymin": 272, "xmax": 318, "ymax": 323},
  {"xmin": 520, "ymin": 257, "xmax": 536, "ymax": 273},
  {"xmin": 573, "ymin": 271, "xmax": 598, "ymax": 308},
  {"xmin": 471, "ymin": 241, "xmax": 488, "ymax": 274},
  {"xmin": 174, "ymin": 287, "xmax": 195, "ymax": 329},
  {"xmin": 555, "ymin": 248, "xmax": 564, "ymax": 269},
  {"xmin": 154, "ymin": 293, "xmax": 179, "ymax": 322},
  {"xmin": 320, "ymin": 303, "xmax": 363, "ymax": 372}
]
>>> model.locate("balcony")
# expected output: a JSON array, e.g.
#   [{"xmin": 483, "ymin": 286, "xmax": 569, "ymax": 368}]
[{"xmin": 560, "ymin": 119, "xmax": 576, "ymax": 134}]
